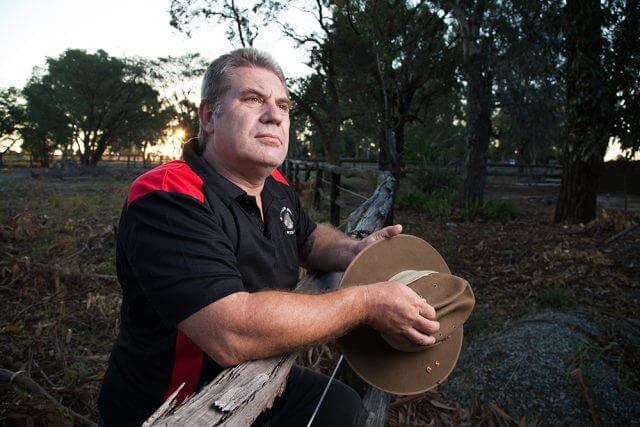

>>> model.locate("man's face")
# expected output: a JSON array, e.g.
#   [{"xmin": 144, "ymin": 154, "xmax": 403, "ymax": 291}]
[{"xmin": 207, "ymin": 67, "xmax": 290, "ymax": 174}]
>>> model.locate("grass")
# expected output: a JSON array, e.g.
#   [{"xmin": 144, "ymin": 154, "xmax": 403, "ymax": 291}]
[
  {"xmin": 397, "ymin": 189, "xmax": 519, "ymax": 222},
  {"xmin": 1, "ymin": 172, "xmax": 134, "ymax": 423},
  {"xmin": 466, "ymin": 305, "xmax": 505, "ymax": 337},
  {"xmin": 396, "ymin": 189, "xmax": 456, "ymax": 219},
  {"xmin": 482, "ymin": 200, "xmax": 519, "ymax": 221},
  {"xmin": 2, "ymin": 166, "xmax": 639, "ymax": 423},
  {"xmin": 537, "ymin": 284, "xmax": 575, "ymax": 309}
]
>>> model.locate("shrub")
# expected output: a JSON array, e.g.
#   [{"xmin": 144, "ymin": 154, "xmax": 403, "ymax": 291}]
[
  {"xmin": 422, "ymin": 188, "xmax": 456, "ymax": 219},
  {"xmin": 458, "ymin": 199, "xmax": 483, "ymax": 222},
  {"xmin": 466, "ymin": 306, "xmax": 505, "ymax": 337},
  {"xmin": 396, "ymin": 189, "xmax": 456, "ymax": 220},
  {"xmin": 396, "ymin": 191, "xmax": 517, "ymax": 223},
  {"xmin": 457, "ymin": 199, "xmax": 519, "ymax": 222},
  {"xmin": 396, "ymin": 191, "xmax": 429, "ymax": 210},
  {"xmin": 537, "ymin": 284, "xmax": 574, "ymax": 309},
  {"xmin": 412, "ymin": 159, "xmax": 460, "ymax": 194},
  {"xmin": 482, "ymin": 200, "xmax": 519, "ymax": 221}
]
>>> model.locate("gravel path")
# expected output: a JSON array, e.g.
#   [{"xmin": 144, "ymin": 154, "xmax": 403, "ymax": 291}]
[{"xmin": 441, "ymin": 311, "xmax": 640, "ymax": 426}]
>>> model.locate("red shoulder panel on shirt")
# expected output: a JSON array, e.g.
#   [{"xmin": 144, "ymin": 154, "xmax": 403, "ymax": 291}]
[
  {"xmin": 271, "ymin": 168, "xmax": 289, "ymax": 186},
  {"xmin": 127, "ymin": 161, "xmax": 205, "ymax": 206}
]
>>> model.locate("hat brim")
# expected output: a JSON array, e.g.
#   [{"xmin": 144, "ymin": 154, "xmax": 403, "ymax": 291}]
[{"xmin": 337, "ymin": 234, "xmax": 464, "ymax": 395}]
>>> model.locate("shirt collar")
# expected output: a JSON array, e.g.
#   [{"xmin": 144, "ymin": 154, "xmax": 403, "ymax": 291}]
[
  {"xmin": 183, "ymin": 140, "xmax": 286, "ymax": 206},
  {"xmin": 183, "ymin": 140, "xmax": 244, "ymax": 205}
]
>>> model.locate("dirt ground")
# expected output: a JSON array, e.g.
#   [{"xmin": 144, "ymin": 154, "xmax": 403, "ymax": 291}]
[{"xmin": 1, "ymin": 168, "xmax": 638, "ymax": 425}]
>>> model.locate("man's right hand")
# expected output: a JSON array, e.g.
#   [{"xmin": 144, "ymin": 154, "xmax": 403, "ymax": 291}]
[{"xmin": 364, "ymin": 281, "xmax": 440, "ymax": 346}]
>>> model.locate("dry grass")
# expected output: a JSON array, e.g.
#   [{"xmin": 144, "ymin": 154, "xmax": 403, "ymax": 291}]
[{"xmin": 1, "ymin": 169, "xmax": 638, "ymax": 425}]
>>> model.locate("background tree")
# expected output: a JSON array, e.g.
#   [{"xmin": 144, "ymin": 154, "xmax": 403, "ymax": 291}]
[
  {"xmin": 554, "ymin": 0, "xmax": 610, "ymax": 223},
  {"xmin": 115, "ymin": 99, "xmax": 174, "ymax": 165},
  {"xmin": 444, "ymin": 0, "xmax": 495, "ymax": 205},
  {"xmin": 149, "ymin": 53, "xmax": 208, "ymax": 143},
  {"xmin": 609, "ymin": 0, "xmax": 640, "ymax": 155},
  {"xmin": 163, "ymin": 0, "xmax": 638, "ymax": 225},
  {"xmin": 0, "ymin": 87, "xmax": 26, "ymax": 165},
  {"xmin": 169, "ymin": 0, "xmax": 280, "ymax": 47},
  {"xmin": 491, "ymin": 1, "xmax": 564, "ymax": 167},
  {"xmin": 403, "ymin": 87, "xmax": 466, "ymax": 163},
  {"xmin": 30, "ymin": 49, "xmax": 166, "ymax": 166},
  {"xmin": 286, "ymin": 2, "xmax": 363, "ymax": 165},
  {"xmin": 340, "ymin": 0, "xmax": 458, "ymax": 175},
  {"xmin": 21, "ymin": 79, "xmax": 73, "ymax": 167}
]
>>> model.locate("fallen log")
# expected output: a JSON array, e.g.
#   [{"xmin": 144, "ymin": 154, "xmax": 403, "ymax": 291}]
[
  {"xmin": 601, "ymin": 222, "xmax": 639, "ymax": 247},
  {"xmin": 0, "ymin": 368, "xmax": 96, "ymax": 426}
]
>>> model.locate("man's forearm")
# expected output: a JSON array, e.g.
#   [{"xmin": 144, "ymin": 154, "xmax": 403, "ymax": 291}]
[
  {"xmin": 179, "ymin": 285, "xmax": 370, "ymax": 367},
  {"xmin": 233, "ymin": 286, "xmax": 368, "ymax": 362}
]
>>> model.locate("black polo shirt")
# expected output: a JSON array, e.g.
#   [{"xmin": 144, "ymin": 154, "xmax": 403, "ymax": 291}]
[{"xmin": 98, "ymin": 141, "xmax": 316, "ymax": 425}]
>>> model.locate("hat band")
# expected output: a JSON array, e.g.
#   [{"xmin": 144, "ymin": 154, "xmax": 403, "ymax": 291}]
[{"xmin": 389, "ymin": 269, "xmax": 439, "ymax": 284}]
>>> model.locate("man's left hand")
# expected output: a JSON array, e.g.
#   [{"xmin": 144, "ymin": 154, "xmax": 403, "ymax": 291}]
[{"xmin": 351, "ymin": 224, "xmax": 403, "ymax": 262}]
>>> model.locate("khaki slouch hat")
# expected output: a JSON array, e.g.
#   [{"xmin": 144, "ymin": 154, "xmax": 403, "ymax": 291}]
[{"xmin": 337, "ymin": 234, "xmax": 475, "ymax": 395}]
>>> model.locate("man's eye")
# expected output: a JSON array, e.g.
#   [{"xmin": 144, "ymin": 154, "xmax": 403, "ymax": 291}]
[
  {"xmin": 278, "ymin": 103, "xmax": 290, "ymax": 112},
  {"xmin": 246, "ymin": 96, "xmax": 262, "ymax": 104}
]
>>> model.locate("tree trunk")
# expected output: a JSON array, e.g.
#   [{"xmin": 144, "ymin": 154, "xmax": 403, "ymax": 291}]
[
  {"xmin": 80, "ymin": 134, "xmax": 93, "ymax": 166},
  {"xmin": 141, "ymin": 141, "xmax": 149, "ymax": 166},
  {"xmin": 377, "ymin": 125, "xmax": 402, "ymax": 174},
  {"xmin": 516, "ymin": 112, "xmax": 532, "ymax": 173},
  {"xmin": 377, "ymin": 128, "xmax": 388, "ymax": 171},
  {"xmin": 451, "ymin": 0, "xmax": 492, "ymax": 206},
  {"xmin": 80, "ymin": 149, "xmax": 91, "ymax": 166},
  {"xmin": 554, "ymin": 156, "xmax": 602, "ymax": 223},
  {"xmin": 90, "ymin": 140, "xmax": 110, "ymax": 166},
  {"xmin": 460, "ymin": 63, "xmax": 492, "ymax": 205},
  {"xmin": 321, "ymin": 127, "xmax": 340, "ymax": 166},
  {"xmin": 554, "ymin": 0, "xmax": 608, "ymax": 223}
]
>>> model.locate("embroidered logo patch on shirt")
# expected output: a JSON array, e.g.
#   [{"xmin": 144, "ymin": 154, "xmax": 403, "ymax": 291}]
[{"xmin": 280, "ymin": 207, "xmax": 295, "ymax": 235}]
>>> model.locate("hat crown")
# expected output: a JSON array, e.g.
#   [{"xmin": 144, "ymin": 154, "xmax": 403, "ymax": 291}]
[{"xmin": 381, "ymin": 271, "xmax": 475, "ymax": 352}]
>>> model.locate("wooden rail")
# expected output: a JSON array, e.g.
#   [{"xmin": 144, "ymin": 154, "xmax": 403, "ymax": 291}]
[
  {"xmin": 281, "ymin": 158, "xmax": 564, "ymax": 227},
  {"xmin": 146, "ymin": 172, "xmax": 397, "ymax": 426},
  {"xmin": 284, "ymin": 158, "xmax": 563, "ymax": 184},
  {"xmin": 283, "ymin": 159, "xmax": 381, "ymax": 226}
]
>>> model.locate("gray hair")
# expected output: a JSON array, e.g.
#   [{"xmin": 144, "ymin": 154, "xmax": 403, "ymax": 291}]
[{"xmin": 198, "ymin": 48, "xmax": 288, "ymax": 150}]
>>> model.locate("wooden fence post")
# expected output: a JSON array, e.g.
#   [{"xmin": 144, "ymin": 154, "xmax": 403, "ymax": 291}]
[
  {"xmin": 304, "ymin": 164, "xmax": 311, "ymax": 182},
  {"xmin": 330, "ymin": 172, "xmax": 341, "ymax": 226},
  {"xmin": 314, "ymin": 167, "xmax": 322, "ymax": 210}
]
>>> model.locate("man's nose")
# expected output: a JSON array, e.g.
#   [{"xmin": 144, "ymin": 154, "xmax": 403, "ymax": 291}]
[{"xmin": 260, "ymin": 102, "xmax": 286, "ymax": 125}]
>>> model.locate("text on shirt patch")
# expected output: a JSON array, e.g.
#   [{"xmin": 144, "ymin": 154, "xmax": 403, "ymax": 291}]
[{"xmin": 279, "ymin": 207, "xmax": 295, "ymax": 235}]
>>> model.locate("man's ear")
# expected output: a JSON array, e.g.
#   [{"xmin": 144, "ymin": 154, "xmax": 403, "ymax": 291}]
[{"xmin": 198, "ymin": 102, "xmax": 216, "ymax": 134}]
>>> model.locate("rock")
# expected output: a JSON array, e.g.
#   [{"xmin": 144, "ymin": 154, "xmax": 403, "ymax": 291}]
[{"xmin": 440, "ymin": 310, "xmax": 640, "ymax": 426}]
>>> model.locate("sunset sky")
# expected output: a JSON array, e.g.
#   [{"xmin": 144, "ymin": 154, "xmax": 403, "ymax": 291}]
[
  {"xmin": 0, "ymin": 0, "xmax": 311, "ymax": 89},
  {"xmin": 0, "ymin": 0, "xmax": 313, "ymax": 157}
]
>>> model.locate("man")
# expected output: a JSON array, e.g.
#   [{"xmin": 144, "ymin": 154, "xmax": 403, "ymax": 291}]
[{"xmin": 98, "ymin": 48, "xmax": 440, "ymax": 426}]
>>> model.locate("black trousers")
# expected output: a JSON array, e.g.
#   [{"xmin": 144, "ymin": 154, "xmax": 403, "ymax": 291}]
[{"xmin": 254, "ymin": 365, "xmax": 362, "ymax": 427}]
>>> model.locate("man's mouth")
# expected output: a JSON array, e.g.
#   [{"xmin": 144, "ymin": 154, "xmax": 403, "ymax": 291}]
[{"xmin": 255, "ymin": 133, "xmax": 281, "ymax": 145}]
